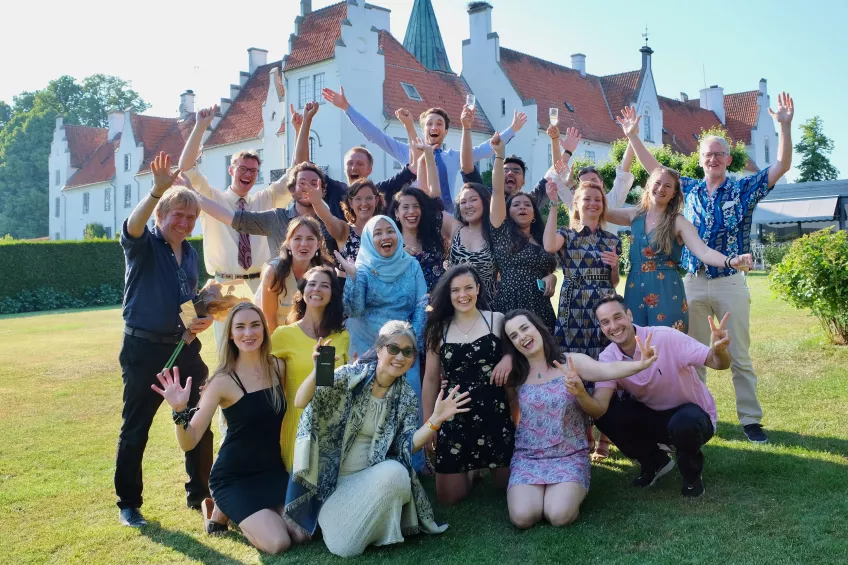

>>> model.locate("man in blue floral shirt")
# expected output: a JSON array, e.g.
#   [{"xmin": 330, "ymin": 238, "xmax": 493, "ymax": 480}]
[{"xmin": 619, "ymin": 93, "xmax": 795, "ymax": 444}]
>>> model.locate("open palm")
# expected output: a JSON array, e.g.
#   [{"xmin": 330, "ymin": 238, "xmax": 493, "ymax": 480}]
[
  {"xmin": 768, "ymin": 92, "xmax": 794, "ymax": 124},
  {"xmin": 151, "ymin": 367, "xmax": 191, "ymax": 412}
]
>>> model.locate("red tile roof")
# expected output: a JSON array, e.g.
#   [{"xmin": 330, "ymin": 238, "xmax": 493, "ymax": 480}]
[
  {"xmin": 283, "ymin": 2, "xmax": 347, "ymax": 71},
  {"xmin": 498, "ymin": 47, "xmax": 623, "ymax": 143},
  {"xmin": 205, "ymin": 61, "xmax": 281, "ymax": 148},
  {"xmin": 724, "ymin": 90, "xmax": 759, "ymax": 144},
  {"xmin": 64, "ymin": 124, "xmax": 107, "ymax": 168},
  {"xmin": 599, "ymin": 71, "xmax": 640, "ymax": 119},
  {"xmin": 658, "ymin": 96, "xmax": 723, "ymax": 154},
  {"xmin": 65, "ymin": 136, "xmax": 118, "ymax": 188},
  {"xmin": 129, "ymin": 114, "xmax": 196, "ymax": 173},
  {"xmin": 380, "ymin": 31, "xmax": 492, "ymax": 133}
]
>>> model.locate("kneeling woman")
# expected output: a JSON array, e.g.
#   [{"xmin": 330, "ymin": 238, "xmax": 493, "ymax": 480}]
[
  {"xmin": 152, "ymin": 303, "xmax": 304, "ymax": 554},
  {"xmin": 502, "ymin": 310, "xmax": 657, "ymax": 529},
  {"xmin": 285, "ymin": 321, "xmax": 469, "ymax": 558}
]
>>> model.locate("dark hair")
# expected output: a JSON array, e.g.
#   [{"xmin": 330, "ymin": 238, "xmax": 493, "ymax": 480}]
[
  {"xmin": 389, "ymin": 186, "xmax": 446, "ymax": 256},
  {"xmin": 419, "ymin": 107, "xmax": 451, "ymax": 130},
  {"xmin": 342, "ymin": 179, "xmax": 385, "ymax": 224},
  {"xmin": 503, "ymin": 155, "xmax": 527, "ymax": 175},
  {"xmin": 424, "ymin": 265, "xmax": 490, "ymax": 352},
  {"xmin": 453, "ymin": 182, "xmax": 494, "ymax": 249},
  {"xmin": 593, "ymin": 293, "xmax": 627, "ymax": 314},
  {"xmin": 576, "ymin": 165, "xmax": 606, "ymax": 189},
  {"xmin": 270, "ymin": 217, "xmax": 333, "ymax": 296},
  {"xmin": 286, "ymin": 162, "xmax": 327, "ymax": 194},
  {"xmin": 285, "ymin": 265, "xmax": 346, "ymax": 336},
  {"xmin": 505, "ymin": 192, "xmax": 545, "ymax": 254},
  {"xmin": 501, "ymin": 309, "xmax": 565, "ymax": 387}
]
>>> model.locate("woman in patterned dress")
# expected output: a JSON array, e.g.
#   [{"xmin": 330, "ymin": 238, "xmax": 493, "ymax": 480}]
[
  {"xmin": 501, "ymin": 310, "xmax": 658, "ymax": 529},
  {"xmin": 422, "ymin": 265, "xmax": 514, "ymax": 505}
]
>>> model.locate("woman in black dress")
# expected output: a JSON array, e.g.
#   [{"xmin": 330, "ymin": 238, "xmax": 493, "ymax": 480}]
[
  {"xmin": 153, "ymin": 302, "xmax": 305, "ymax": 554},
  {"xmin": 423, "ymin": 265, "xmax": 514, "ymax": 505}
]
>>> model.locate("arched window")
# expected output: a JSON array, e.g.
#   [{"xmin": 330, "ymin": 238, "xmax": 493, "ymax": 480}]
[
  {"xmin": 764, "ymin": 138, "xmax": 770, "ymax": 164},
  {"xmin": 643, "ymin": 108, "xmax": 653, "ymax": 142},
  {"xmin": 309, "ymin": 137, "xmax": 316, "ymax": 162}
]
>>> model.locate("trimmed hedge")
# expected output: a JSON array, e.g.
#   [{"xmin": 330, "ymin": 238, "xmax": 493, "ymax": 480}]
[{"xmin": 0, "ymin": 236, "xmax": 210, "ymax": 314}]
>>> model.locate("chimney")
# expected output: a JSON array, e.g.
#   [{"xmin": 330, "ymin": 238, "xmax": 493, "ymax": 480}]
[
  {"xmin": 640, "ymin": 44, "xmax": 653, "ymax": 72},
  {"xmin": 680, "ymin": 92, "xmax": 689, "ymax": 103},
  {"xmin": 269, "ymin": 67, "xmax": 285, "ymax": 99},
  {"xmin": 179, "ymin": 90, "xmax": 195, "ymax": 120},
  {"xmin": 571, "ymin": 53, "xmax": 586, "ymax": 77},
  {"xmin": 294, "ymin": 15, "xmax": 304, "ymax": 35},
  {"xmin": 699, "ymin": 85, "xmax": 726, "ymax": 124},
  {"xmin": 248, "ymin": 47, "xmax": 268, "ymax": 74},
  {"xmin": 468, "ymin": 2, "xmax": 493, "ymax": 44},
  {"xmin": 301, "ymin": 0, "xmax": 312, "ymax": 16},
  {"xmin": 107, "ymin": 108, "xmax": 124, "ymax": 141},
  {"xmin": 230, "ymin": 84, "xmax": 242, "ymax": 100},
  {"xmin": 759, "ymin": 78, "xmax": 768, "ymax": 97}
]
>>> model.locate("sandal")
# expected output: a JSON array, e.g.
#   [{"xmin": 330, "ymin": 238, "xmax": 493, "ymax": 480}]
[
  {"xmin": 202, "ymin": 498, "xmax": 228, "ymax": 535},
  {"xmin": 591, "ymin": 434, "xmax": 612, "ymax": 461}
]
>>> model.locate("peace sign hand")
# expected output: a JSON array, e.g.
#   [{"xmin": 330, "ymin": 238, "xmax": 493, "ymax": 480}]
[
  {"xmin": 556, "ymin": 356, "xmax": 589, "ymax": 399},
  {"xmin": 151, "ymin": 367, "xmax": 191, "ymax": 412},
  {"xmin": 634, "ymin": 332, "xmax": 658, "ymax": 370},
  {"xmin": 709, "ymin": 313, "xmax": 731, "ymax": 354},
  {"xmin": 431, "ymin": 385, "xmax": 471, "ymax": 425}
]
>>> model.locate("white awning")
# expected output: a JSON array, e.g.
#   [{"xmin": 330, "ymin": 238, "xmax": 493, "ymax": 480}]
[{"xmin": 753, "ymin": 197, "xmax": 839, "ymax": 225}]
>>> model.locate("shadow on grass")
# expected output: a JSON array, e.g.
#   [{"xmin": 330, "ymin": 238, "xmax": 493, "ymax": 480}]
[
  {"xmin": 141, "ymin": 523, "xmax": 245, "ymax": 565},
  {"xmin": 714, "ymin": 421, "xmax": 848, "ymax": 456}
]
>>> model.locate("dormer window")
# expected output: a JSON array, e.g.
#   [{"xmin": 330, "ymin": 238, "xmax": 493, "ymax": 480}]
[
  {"xmin": 123, "ymin": 154, "xmax": 131, "ymax": 172},
  {"xmin": 401, "ymin": 82, "xmax": 423, "ymax": 102},
  {"xmin": 564, "ymin": 101, "xmax": 575, "ymax": 112},
  {"xmin": 643, "ymin": 108, "xmax": 653, "ymax": 142}
]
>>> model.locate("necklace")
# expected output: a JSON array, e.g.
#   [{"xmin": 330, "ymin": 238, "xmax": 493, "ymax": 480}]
[
  {"xmin": 453, "ymin": 311, "xmax": 481, "ymax": 339},
  {"xmin": 537, "ymin": 372, "xmax": 543, "ymax": 379}
]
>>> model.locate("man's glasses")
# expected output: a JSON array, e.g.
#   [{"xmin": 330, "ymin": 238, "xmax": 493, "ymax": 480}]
[
  {"xmin": 235, "ymin": 165, "xmax": 259, "ymax": 175},
  {"xmin": 385, "ymin": 344, "xmax": 417, "ymax": 359},
  {"xmin": 504, "ymin": 167, "xmax": 524, "ymax": 175},
  {"xmin": 701, "ymin": 152, "xmax": 727, "ymax": 159},
  {"xmin": 176, "ymin": 267, "xmax": 192, "ymax": 297}
]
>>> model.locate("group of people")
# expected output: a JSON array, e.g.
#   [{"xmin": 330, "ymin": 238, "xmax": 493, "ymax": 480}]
[{"xmin": 114, "ymin": 85, "xmax": 795, "ymax": 557}]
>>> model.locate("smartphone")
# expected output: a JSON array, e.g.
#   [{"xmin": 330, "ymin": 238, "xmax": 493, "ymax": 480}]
[
  {"xmin": 315, "ymin": 345, "xmax": 336, "ymax": 386},
  {"xmin": 192, "ymin": 295, "xmax": 209, "ymax": 318},
  {"xmin": 536, "ymin": 279, "xmax": 546, "ymax": 292}
]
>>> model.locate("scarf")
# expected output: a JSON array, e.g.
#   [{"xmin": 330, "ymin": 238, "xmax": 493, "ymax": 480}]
[{"xmin": 355, "ymin": 215, "xmax": 415, "ymax": 283}]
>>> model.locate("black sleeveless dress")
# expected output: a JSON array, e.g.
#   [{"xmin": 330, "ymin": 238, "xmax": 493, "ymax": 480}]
[
  {"xmin": 435, "ymin": 311, "xmax": 515, "ymax": 474},
  {"xmin": 208, "ymin": 371, "xmax": 288, "ymax": 524}
]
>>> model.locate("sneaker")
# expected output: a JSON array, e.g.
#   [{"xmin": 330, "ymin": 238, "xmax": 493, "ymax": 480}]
[
  {"xmin": 632, "ymin": 454, "xmax": 675, "ymax": 487},
  {"xmin": 743, "ymin": 424, "xmax": 768, "ymax": 444},
  {"xmin": 682, "ymin": 476, "xmax": 705, "ymax": 498},
  {"xmin": 119, "ymin": 507, "xmax": 148, "ymax": 528}
]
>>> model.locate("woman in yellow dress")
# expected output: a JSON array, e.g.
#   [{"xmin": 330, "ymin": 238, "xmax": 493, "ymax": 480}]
[{"xmin": 271, "ymin": 265, "xmax": 349, "ymax": 470}]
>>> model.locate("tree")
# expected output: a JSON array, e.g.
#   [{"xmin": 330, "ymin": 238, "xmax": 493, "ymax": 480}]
[
  {"xmin": 0, "ymin": 102, "xmax": 11, "ymax": 130},
  {"xmin": 83, "ymin": 223, "xmax": 108, "ymax": 239},
  {"xmin": 794, "ymin": 116, "xmax": 838, "ymax": 183}
]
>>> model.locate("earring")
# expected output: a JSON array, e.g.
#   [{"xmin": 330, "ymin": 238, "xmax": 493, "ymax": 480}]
[{"xmin": 531, "ymin": 217, "xmax": 536, "ymax": 224}]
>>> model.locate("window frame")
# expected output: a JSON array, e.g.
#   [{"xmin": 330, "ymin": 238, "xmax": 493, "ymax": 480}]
[
  {"xmin": 83, "ymin": 192, "xmax": 90, "ymax": 214},
  {"xmin": 104, "ymin": 187, "xmax": 112, "ymax": 212},
  {"xmin": 123, "ymin": 154, "xmax": 131, "ymax": 172},
  {"xmin": 124, "ymin": 185, "xmax": 132, "ymax": 208},
  {"xmin": 298, "ymin": 77, "xmax": 311, "ymax": 109},
  {"xmin": 54, "ymin": 197, "xmax": 60, "ymax": 218},
  {"xmin": 313, "ymin": 73, "xmax": 325, "ymax": 104},
  {"xmin": 400, "ymin": 82, "xmax": 423, "ymax": 102}
]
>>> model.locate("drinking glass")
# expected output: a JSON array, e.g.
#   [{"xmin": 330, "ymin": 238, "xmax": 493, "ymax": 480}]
[
  {"xmin": 466, "ymin": 94, "xmax": 476, "ymax": 110},
  {"xmin": 549, "ymin": 107, "xmax": 559, "ymax": 126}
]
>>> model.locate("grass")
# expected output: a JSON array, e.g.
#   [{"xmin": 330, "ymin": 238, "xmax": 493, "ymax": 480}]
[{"xmin": 0, "ymin": 272, "xmax": 846, "ymax": 564}]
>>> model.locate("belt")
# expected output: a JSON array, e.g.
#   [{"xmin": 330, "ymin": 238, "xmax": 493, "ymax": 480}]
[
  {"xmin": 124, "ymin": 326, "xmax": 183, "ymax": 344},
  {"xmin": 215, "ymin": 272, "xmax": 261, "ymax": 280}
]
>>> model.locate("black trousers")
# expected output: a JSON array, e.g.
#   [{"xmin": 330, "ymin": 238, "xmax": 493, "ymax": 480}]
[
  {"xmin": 115, "ymin": 333, "xmax": 212, "ymax": 509},
  {"xmin": 595, "ymin": 395, "xmax": 714, "ymax": 480}
]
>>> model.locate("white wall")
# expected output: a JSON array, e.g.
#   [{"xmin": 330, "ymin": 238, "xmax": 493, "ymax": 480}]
[{"xmin": 49, "ymin": 119, "xmax": 72, "ymax": 239}]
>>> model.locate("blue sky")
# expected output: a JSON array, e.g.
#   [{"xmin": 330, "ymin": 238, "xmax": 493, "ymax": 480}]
[{"xmin": 2, "ymin": 0, "xmax": 844, "ymax": 181}]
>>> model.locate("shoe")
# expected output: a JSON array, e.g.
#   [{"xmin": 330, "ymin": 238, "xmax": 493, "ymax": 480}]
[
  {"xmin": 743, "ymin": 424, "xmax": 768, "ymax": 444},
  {"xmin": 632, "ymin": 454, "xmax": 675, "ymax": 487},
  {"xmin": 682, "ymin": 476, "xmax": 705, "ymax": 498},
  {"xmin": 203, "ymin": 498, "xmax": 229, "ymax": 535},
  {"xmin": 186, "ymin": 498, "xmax": 206, "ymax": 511},
  {"xmin": 119, "ymin": 507, "xmax": 148, "ymax": 528}
]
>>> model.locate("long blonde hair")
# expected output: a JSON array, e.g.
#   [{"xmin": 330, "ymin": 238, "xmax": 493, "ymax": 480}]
[
  {"xmin": 638, "ymin": 167, "xmax": 683, "ymax": 255},
  {"xmin": 211, "ymin": 302, "xmax": 283, "ymax": 413},
  {"xmin": 570, "ymin": 181, "xmax": 608, "ymax": 230}
]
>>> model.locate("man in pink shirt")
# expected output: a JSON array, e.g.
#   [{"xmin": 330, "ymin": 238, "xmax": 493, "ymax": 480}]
[{"xmin": 567, "ymin": 295, "xmax": 731, "ymax": 498}]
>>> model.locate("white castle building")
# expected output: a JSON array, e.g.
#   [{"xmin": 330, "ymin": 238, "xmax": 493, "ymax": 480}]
[{"xmin": 48, "ymin": 0, "xmax": 779, "ymax": 241}]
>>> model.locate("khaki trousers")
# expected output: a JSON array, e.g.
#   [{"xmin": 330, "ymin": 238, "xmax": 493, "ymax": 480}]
[{"xmin": 683, "ymin": 271, "xmax": 763, "ymax": 426}]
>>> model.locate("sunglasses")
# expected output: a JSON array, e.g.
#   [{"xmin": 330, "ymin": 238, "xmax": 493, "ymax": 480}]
[
  {"xmin": 384, "ymin": 343, "xmax": 417, "ymax": 359},
  {"xmin": 176, "ymin": 267, "xmax": 192, "ymax": 297}
]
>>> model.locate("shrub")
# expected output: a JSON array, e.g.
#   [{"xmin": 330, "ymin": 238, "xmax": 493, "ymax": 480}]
[
  {"xmin": 83, "ymin": 223, "xmax": 108, "ymax": 240},
  {"xmin": 763, "ymin": 243, "xmax": 790, "ymax": 269},
  {"xmin": 769, "ymin": 229, "xmax": 848, "ymax": 344},
  {"xmin": 618, "ymin": 230, "xmax": 631, "ymax": 275}
]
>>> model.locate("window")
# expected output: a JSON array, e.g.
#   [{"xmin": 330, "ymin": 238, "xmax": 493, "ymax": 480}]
[
  {"xmin": 643, "ymin": 109, "xmax": 653, "ymax": 142},
  {"xmin": 225, "ymin": 155, "xmax": 233, "ymax": 186},
  {"xmin": 393, "ymin": 137, "xmax": 408, "ymax": 169},
  {"xmin": 585, "ymin": 150, "xmax": 596, "ymax": 163},
  {"xmin": 764, "ymin": 138, "xmax": 770, "ymax": 164},
  {"xmin": 104, "ymin": 187, "xmax": 112, "ymax": 212},
  {"xmin": 564, "ymin": 101, "xmax": 575, "ymax": 112},
  {"xmin": 548, "ymin": 143, "xmax": 553, "ymax": 167},
  {"xmin": 313, "ymin": 73, "xmax": 325, "ymax": 104},
  {"xmin": 104, "ymin": 226, "xmax": 112, "ymax": 239},
  {"xmin": 54, "ymin": 197, "xmax": 60, "ymax": 218},
  {"xmin": 83, "ymin": 192, "xmax": 90, "ymax": 214},
  {"xmin": 55, "ymin": 232, "xmax": 60, "ymax": 240},
  {"xmin": 55, "ymin": 170, "xmax": 60, "ymax": 186},
  {"xmin": 308, "ymin": 138, "xmax": 316, "ymax": 162},
  {"xmin": 256, "ymin": 149, "xmax": 264, "ymax": 183},
  {"xmin": 501, "ymin": 98, "xmax": 506, "ymax": 117},
  {"xmin": 298, "ymin": 77, "xmax": 310, "ymax": 109},
  {"xmin": 400, "ymin": 82, "xmax": 422, "ymax": 102},
  {"xmin": 123, "ymin": 154, "xmax": 131, "ymax": 172},
  {"xmin": 124, "ymin": 185, "xmax": 132, "ymax": 208}
]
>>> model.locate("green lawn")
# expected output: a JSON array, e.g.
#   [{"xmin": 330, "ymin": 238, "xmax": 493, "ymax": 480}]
[{"xmin": 0, "ymin": 273, "xmax": 846, "ymax": 564}]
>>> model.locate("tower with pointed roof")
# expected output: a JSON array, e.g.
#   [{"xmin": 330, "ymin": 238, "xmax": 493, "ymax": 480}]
[{"xmin": 403, "ymin": 0, "xmax": 453, "ymax": 73}]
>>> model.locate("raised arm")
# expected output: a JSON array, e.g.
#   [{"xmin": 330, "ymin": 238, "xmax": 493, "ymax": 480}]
[
  {"xmin": 294, "ymin": 101, "xmax": 318, "ymax": 165},
  {"xmin": 548, "ymin": 124, "xmax": 562, "ymax": 166},
  {"xmin": 460, "ymin": 106, "xmax": 475, "ymax": 174},
  {"xmin": 151, "ymin": 367, "xmax": 223, "ymax": 452},
  {"xmin": 415, "ymin": 142, "xmax": 461, "ymax": 238},
  {"xmin": 258, "ymin": 263, "xmax": 281, "ymax": 333},
  {"xmin": 395, "ymin": 108, "xmax": 422, "ymax": 165},
  {"xmin": 489, "ymin": 133, "xmax": 507, "ymax": 228},
  {"xmin": 561, "ymin": 357, "xmax": 616, "ymax": 419},
  {"xmin": 563, "ymin": 333, "xmax": 658, "ymax": 382},
  {"xmin": 128, "ymin": 152, "xmax": 179, "ymax": 238},
  {"xmin": 177, "ymin": 173, "xmax": 237, "ymax": 225},
  {"xmin": 556, "ymin": 128, "xmax": 582, "ymax": 211},
  {"xmin": 676, "ymin": 216, "xmax": 752, "ymax": 271},
  {"xmin": 178, "ymin": 106, "xmax": 217, "ymax": 173},
  {"xmin": 607, "ymin": 142, "xmax": 636, "ymax": 210},
  {"xmin": 303, "ymin": 179, "xmax": 350, "ymax": 246},
  {"xmin": 543, "ymin": 181, "xmax": 565, "ymax": 253},
  {"xmin": 471, "ymin": 110, "xmax": 526, "ymax": 161},
  {"xmin": 618, "ymin": 106, "xmax": 660, "ymax": 174},
  {"xmin": 604, "ymin": 206, "xmax": 638, "ymax": 227},
  {"xmin": 767, "ymin": 92, "xmax": 794, "ymax": 188}
]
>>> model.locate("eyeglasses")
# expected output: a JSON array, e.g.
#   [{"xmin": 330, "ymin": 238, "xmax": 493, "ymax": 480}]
[
  {"xmin": 176, "ymin": 267, "xmax": 192, "ymax": 297},
  {"xmin": 504, "ymin": 166, "xmax": 524, "ymax": 175},
  {"xmin": 235, "ymin": 165, "xmax": 259, "ymax": 175},
  {"xmin": 384, "ymin": 344, "xmax": 417, "ymax": 359},
  {"xmin": 701, "ymin": 152, "xmax": 727, "ymax": 159}
]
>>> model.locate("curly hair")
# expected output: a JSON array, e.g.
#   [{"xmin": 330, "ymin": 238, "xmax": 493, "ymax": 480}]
[
  {"xmin": 285, "ymin": 265, "xmax": 346, "ymax": 336},
  {"xmin": 505, "ymin": 192, "xmax": 545, "ymax": 254},
  {"xmin": 342, "ymin": 179, "xmax": 385, "ymax": 224},
  {"xmin": 389, "ymin": 186, "xmax": 446, "ymax": 256}
]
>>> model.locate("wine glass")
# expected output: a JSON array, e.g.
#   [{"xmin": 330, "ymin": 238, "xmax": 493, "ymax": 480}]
[
  {"xmin": 549, "ymin": 107, "xmax": 559, "ymax": 126},
  {"xmin": 466, "ymin": 94, "xmax": 476, "ymax": 111}
]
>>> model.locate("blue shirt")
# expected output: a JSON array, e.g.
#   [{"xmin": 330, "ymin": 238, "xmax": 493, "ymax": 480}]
[
  {"xmin": 120, "ymin": 221, "xmax": 199, "ymax": 335},
  {"xmin": 344, "ymin": 105, "xmax": 516, "ymax": 201},
  {"xmin": 680, "ymin": 167, "xmax": 772, "ymax": 279}
]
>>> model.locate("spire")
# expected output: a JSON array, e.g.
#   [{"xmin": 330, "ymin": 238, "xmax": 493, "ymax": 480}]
[{"xmin": 403, "ymin": 0, "xmax": 453, "ymax": 73}]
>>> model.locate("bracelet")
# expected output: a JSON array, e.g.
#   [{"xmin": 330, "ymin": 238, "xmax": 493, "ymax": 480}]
[
  {"xmin": 149, "ymin": 191, "xmax": 162, "ymax": 199},
  {"xmin": 493, "ymin": 156, "xmax": 504, "ymax": 161},
  {"xmin": 724, "ymin": 255, "xmax": 735, "ymax": 269},
  {"xmin": 563, "ymin": 149, "xmax": 573, "ymax": 156},
  {"xmin": 172, "ymin": 407, "xmax": 198, "ymax": 429},
  {"xmin": 426, "ymin": 420, "xmax": 441, "ymax": 431}
]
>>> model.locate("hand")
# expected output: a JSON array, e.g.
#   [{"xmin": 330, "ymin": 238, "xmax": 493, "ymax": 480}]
[
  {"xmin": 431, "ymin": 385, "xmax": 471, "ymax": 425},
  {"xmin": 304, "ymin": 100, "xmax": 319, "ymax": 120},
  {"xmin": 542, "ymin": 273, "xmax": 556, "ymax": 297},
  {"xmin": 730, "ymin": 254, "xmax": 753, "ymax": 272},
  {"xmin": 334, "ymin": 250, "xmax": 356, "ymax": 279},
  {"xmin": 490, "ymin": 132, "xmax": 504, "ymax": 157},
  {"xmin": 289, "ymin": 103, "xmax": 303, "ymax": 131},
  {"xmin": 189, "ymin": 316, "xmax": 213, "ymax": 334},
  {"xmin": 557, "ymin": 356, "xmax": 588, "ymax": 399},
  {"xmin": 302, "ymin": 177, "xmax": 324, "ymax": 204},
  {"xmin": 322, "ymin": 86, "xmax": 350, "ymax": 111},
  {"xmin": 634, "ymin": 332, "xmax": 658, "ymax": 370},
  {"xmin": 489, "ymin": 354, "xmax": 513, "ymax": 386},
  {"xmin": 311, "ymin": 337, "xmax": 340, "ymax": 362},
  {"xmin": 151, "ymin": 152, "xmax": 180, "ymax": 195},
  {"xmin": 561, "ymin": 127, "xmax": 582, "ymax": 155},
  {"xmin": 768, "ymin": 92, "xmax": 794, "ymax": 125},
  {"xmin": 553, "ymin": 157, "xmax": 568, "ymax": 178},
  {"xmin": 412, "ymin": 136, "xmax": 434, "ymax": 154},
  {"xmin": 617, "ymin": 106, "xmax": 641, "ymax": 138},
  {"xmin": 195, "ymin": 105, "xmax": 218, "ymax": 130},
  {"xmin": 460, "ymin": 105, "xmax": 475, "ymax": 129},
  {"xmin": 151, "ymin": 367, "xmax": 191, "ymax": 412},
  {"xmin": 173, "ymin": 172, "xmax": 197, "ymax": 192},
  {"xmin": 709, "ymin": 313, "xmax": 731, "ymax": 354},
  {"xmin": 545, "ymin": 178, "xmax": 560, "ymax": 203},
  {"xmin": 426, "ymin": 430, "xmax": 438, "ymax": 454},
  {"xmin": 510, "ymin": 110, "xmax": 528, "ymax": 133},
  {"xmin": 395, "ymin": 107, "xmax": 414, "ymax": 126},
  {"xmin": 546, "ymin": 124, "xmax": 560, "ymax": 140},
  {"xmin": 601, "ymin": 250, "xmax": 619, "ymax": 269}
]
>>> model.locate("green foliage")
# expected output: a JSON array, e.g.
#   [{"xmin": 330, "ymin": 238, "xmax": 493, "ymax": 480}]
[
  {"xmin": 480, "ymin": 168, "xmax": 492, "ymax": 188},
  {"xmin": 618, "ymin": 230, "xmax": 631, "ymax": 274},
  {"xmin": 0, "ymin": 101, "xmax": 10, "ymax": 130},
  {"xmin": 770, "ymin": 229, "xmax": 848, "ymax": 344},
  {"xmin": 83, "ymin": 222, "xmax": 108, "ymax": 240},
  {"xmin": 541, "ymin": 201, "xmax": 569, "ymax": 228},
  {"xmin": 0, "ymin": 236, "xmax": 210, "ymax": 314},
  {"xmin": 761, "ymin": 233, "xmax": 790, "ymax": 269},
  {"xmin": 794, "ymin": 116, "xmax": 839, "ymax": 183}
]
